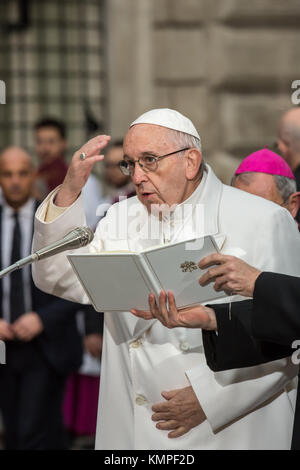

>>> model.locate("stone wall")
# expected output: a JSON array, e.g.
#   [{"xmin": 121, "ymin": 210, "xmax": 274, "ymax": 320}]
[
  {"xmin": 1, "ymin": 0, "xmax": 300, "ymax": 183},
  {"xmin": 0, "ymin": 0, "xmax": 106, "ymax": 160},
  {"xmin": 108, "ymin": 0, "xmax": 300, "ymax": 183}
]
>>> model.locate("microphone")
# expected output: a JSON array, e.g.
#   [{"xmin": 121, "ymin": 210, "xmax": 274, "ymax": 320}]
[
  {"xmin": 35, "ymin": 226, "xmax": 94, "ymax": 260},
  {"xmin": 0, "ymin": 226, "xmax": 94, "ymax": 279}
]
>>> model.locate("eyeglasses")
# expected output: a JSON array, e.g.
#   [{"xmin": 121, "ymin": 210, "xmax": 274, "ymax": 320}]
[{"xmin": 118, "ymin": 147, "xmax": 190, "ymax": 176}]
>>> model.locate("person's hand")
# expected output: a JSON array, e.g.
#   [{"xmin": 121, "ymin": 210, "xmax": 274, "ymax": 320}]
[
  {"xmin": 131, "ymin": 291, "xmax": 217, "ymax": 330},
  {"xmin": 12, "ymin": 312, "xmax": 44, "ymax": 342},
  {"xmin": 55, "ymin": 134, "xmax": 111, "ymax": 207},
  {"xmin": 0, "ymin": 319, "xmax": 15, "ymax": 341},
  {"xmin": 84, "ymin": 333, "xmax": 103, "ymax": 358},
  {"xmin": 152, "ymin": 386, "xmax": 206, "ymax": 438},
  {"xmin": 198, "ymin": 253, "xmax": 261, "ymax": 298}
]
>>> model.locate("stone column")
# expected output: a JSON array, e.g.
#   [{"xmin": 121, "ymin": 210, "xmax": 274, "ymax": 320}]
[{"xmin": 106, "ymin": 0, "xmax": 154, "ymax": 139}]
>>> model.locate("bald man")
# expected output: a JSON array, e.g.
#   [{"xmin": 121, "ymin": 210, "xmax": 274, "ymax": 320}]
[
  {"xmin": 0, "ymin": 147, "xmax": 82, "ymax": 449},
  {"xmin": 231, "ymin": 148, "xmax": 300, "ymax": 221},
  {"xmin": 278, "ymin": 108, "xmax": 300, "ymax": 221},
  {"xmin": 278, "ymin": 108, "xmax": 300, "ymax": 174}
]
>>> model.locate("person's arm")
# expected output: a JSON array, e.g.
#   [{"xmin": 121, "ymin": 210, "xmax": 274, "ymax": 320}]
[
  {"xmin": 202, "ymin": 299, "xmax": 293, "ymax": 372},
  {"xmin": 132, "ymin": 207, "xmax": 300, "ymax": 435},
  {"xmin": 131, "ymin": 290, "xmax": 296, "ymax": 435},
  {"xmin": 198, "ymin": 250, "xmax": 300, "ymax": 365},
  {"xmin": 32, "ymin": 188, "xmax": 91, "ymax": 304},
  {"xmin": 35, "ymin": 295, "xmax": 81, "ymax": 335},
  {"xmin": 131, "ymin": 278, "xmax": 295, "ymax": 372},
  {"xmin": 32, "ymin": 135, "xmax": 111, "ymax": 304},
  {"xmin": 84, "ymin": 306, "xmax": 104, "ymax": 335},
  {"xmin": 252, "ymin": 271, "xmax": 300, "ymax": 345},
  {"xmin": 83, "ymin": 305, "xmax": 104, "ymax": 359},
  {"xmin": 54, "ymin": 135, "xmax": 110, "ymax": 208},
  {"xmin": 187, "ymin": 206, "xmax": 300, "ymax": 433}
]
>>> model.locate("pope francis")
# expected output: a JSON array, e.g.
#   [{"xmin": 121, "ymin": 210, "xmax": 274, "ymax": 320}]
[{"xmin": 32, "ymin": 109, "xmax": 300, "ymax": 450}]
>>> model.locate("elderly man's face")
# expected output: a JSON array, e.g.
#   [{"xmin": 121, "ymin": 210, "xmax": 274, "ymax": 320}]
[
  {"xmin": 234, "ymin": 172, "xmax": 284, "ymax": 205},
  {"xmin": 123, "ymin": 124, "xmax": 196, "ymax": 213},
  {"xmin": 234, "ymin": 172, "xmax": 300, "ymax": 218}
]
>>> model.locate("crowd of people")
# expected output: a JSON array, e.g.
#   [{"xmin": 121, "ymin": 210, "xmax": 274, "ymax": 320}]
[
  {"xmin": 1, "ymin": 105, "xmax": 300, "ymax": 449},
  {"xmin": 0, "ymin": 120, "xmax": 135, "ymax": 449}
]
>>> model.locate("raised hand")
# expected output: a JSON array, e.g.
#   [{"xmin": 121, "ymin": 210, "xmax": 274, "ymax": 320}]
[{"xmin": 55, "ymin": 134, "xmax": 111, "ymax": 207}]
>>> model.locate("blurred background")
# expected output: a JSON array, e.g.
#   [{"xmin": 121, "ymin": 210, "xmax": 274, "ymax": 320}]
[
  {"xmin": 0, "ymin": 0, "xmax": 300, "ymax": 184},
  {"xmin": 0, "ymin": 0, "xmax": 300, "ymax": 450}
]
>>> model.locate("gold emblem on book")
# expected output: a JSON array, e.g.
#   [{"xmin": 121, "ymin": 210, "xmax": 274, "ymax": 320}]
[{"xmin": 180, "ymin": 261, "xmax": 198, "ymax": 273}]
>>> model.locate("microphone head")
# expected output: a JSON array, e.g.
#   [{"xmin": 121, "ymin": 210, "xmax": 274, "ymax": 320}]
[
  {"xmin": 35, "ymin": 226, "xmax": 95, "ymax": 262},
  {"xmin": 74, "ymin": 227, "xmax": 94, "ymax": 246}
]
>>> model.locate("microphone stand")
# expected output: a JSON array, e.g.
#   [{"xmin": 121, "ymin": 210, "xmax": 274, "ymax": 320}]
[
  {"xmin": 0, "ymin": 253, "xmax": 39, "ymax": 279},
  {"xmin": 0, "ymin": 226, "xmax": 93, "ymax": 279}
]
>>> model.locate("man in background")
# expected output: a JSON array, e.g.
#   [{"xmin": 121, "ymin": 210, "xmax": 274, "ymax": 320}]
[
  {"xmin": 232, "ymin": 147, "xmax": 300, "ymax": 221},
  {"xmin": 34, "ymin": 118, "xmax": 105, "ymax": 446},
  {"xmin": 34, "ymin": 118, "xmax": 68, "ymax": 194},
  {"xmin": 0, "ymin": 146, "xmax": 82, "ymax": 449},
  {"xmin": 103, "ymin": 140, "xmax": 135, "ymax": 204},
  {"xmin": 277, "ymin": 108, "xmax": 300, "ymax": 221},
  {"xmin": 34, "ymin": 117, "xmax": 105, "ymax": 229}
]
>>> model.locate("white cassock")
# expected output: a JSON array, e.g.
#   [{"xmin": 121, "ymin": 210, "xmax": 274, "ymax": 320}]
[{"xmin": 32, "ymin": 165, "xmax": 300, "ymax": 450}]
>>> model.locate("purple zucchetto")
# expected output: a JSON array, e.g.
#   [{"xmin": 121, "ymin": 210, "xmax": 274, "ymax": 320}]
[{"xmin": 235, "ymin": 148, "xmax": 295, "ymax": 180}]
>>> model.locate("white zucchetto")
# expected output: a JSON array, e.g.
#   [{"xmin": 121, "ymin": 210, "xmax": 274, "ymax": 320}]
[{"xmin": 130, "ymin": 108, "xmax": 201, "ymax": 141}]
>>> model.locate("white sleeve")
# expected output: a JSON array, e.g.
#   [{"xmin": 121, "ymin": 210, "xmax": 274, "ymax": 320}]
[
  {"xmin": 187, "ymin": 206, "xmax": 300, "ymax": 431},
  {"xmin": 186, "ymin": 358, "xmax": 297, "ymax": 432},
  {"xmin": 32, "ymin": 186, "xmax": 113, "ymax": 304}
]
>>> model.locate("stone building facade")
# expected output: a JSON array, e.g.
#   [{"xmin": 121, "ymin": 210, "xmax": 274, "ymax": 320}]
[
  {"xmin": 0, "ymin": 0, "xmax": 300, "ymax": 183},
  {"xmin": 108, "ymin": 0, "xmax": 300, "ymax": 183}
]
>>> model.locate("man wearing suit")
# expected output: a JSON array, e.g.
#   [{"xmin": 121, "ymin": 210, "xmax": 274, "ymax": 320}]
[{"xmin": 0, "ymin": 146, "xmax": 82, "ymax": 450}]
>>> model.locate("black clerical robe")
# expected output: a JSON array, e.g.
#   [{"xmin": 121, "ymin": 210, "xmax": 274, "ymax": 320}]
[{"xmin": 202, "ymin": 271, "xmax": 300, "ymax": 450}]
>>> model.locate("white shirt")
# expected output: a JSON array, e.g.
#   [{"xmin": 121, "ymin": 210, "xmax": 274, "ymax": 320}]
[
  {"xmin": 1, "ymin": 198, "xmax": 35, "ymax": 322},
  {"xmin": 82, "ymin": 174, "xmax": 108, "ymax": 230}
]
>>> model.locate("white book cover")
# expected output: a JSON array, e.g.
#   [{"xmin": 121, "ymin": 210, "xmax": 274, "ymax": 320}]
[{"xmin": 67, "ymin": 236, "xmax": 226, "ymax": 312}]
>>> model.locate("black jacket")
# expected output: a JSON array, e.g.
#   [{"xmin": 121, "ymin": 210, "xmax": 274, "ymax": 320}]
[
  {"xmin": 202, "ymin": 271, "xmax": 300, "ymax": 449},
  {"xmin": 0, "ymin": 202, "xmax": 82, "ymax": 376}
]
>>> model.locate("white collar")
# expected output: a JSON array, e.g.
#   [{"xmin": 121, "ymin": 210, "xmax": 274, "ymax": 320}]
[
  {"xmin": 143, "ymin": 164, "xmax": 223, "ymax": 236},
  {"xmin": 162, "ymin": 168, "xmax": 208, "ymax": 224},
  {"xmin": 132, "ymin": 165, "xmax": 224, "ymax": 248},
  {"xmin": 2, "ymin": 197, "xmax": 35, "ymax": 219}
]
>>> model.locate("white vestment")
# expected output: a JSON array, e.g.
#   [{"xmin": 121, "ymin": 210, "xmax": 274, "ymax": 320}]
[{"xmin": 32, "ymin": 165, "xmax": 300, "ymax": 450}]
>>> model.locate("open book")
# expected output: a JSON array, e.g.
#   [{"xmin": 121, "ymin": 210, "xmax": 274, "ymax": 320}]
[{"xmin": 67, "ymin": 236, "xmax": 227, "ymax": 312}]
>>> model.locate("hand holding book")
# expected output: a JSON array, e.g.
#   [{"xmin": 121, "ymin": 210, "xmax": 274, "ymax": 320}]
[
  {"xmin": 131, "ymin": 290, "xmax": 217, "ymax": 330},
  {"xmin": 68, "ymin": 236, "xmax": 227, "ymax": 312}
]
